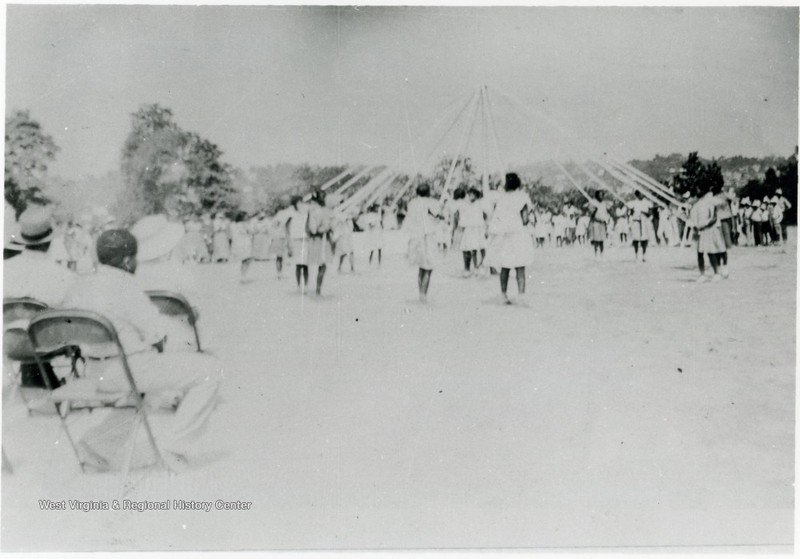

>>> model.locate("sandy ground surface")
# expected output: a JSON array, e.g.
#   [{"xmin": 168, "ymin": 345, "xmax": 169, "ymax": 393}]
[{"xmin": 1, "ymin": 231, "xmax": 795, "ymax": 552}]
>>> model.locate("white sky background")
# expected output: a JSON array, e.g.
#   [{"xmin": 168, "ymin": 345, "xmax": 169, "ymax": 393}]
[{"xmin": 5, "ymin": 5, "xmax": 799, "ymax": 180}]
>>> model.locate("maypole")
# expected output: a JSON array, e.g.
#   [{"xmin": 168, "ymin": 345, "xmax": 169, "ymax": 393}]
[
  {"xmin": 390, "ymin": 88, "xmax": 479, "ymax": 205},
  {"xmin": 439, "ymin": 87, "xmax": 482, "ymax": 202},
  {"xmin": 484, "ymin": 85, "xmax": 508, "ymax": 177}
]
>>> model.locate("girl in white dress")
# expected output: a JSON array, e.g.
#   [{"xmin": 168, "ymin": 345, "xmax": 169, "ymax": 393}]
[
  {"xmin": 488, "ymin": 173, "xmax": 534, "ymax": 305},
  {"xmin": 455, "ymin": 187, "xmax": 487, "ymax": 276},
  {"xmin": 403, "ymin": 183, "xmax": 444, "ymax": 303},
  {"xmin": 230, "ymin": 212, "xmax": 255, "ymax": 282},
  {"xmin": 357, "ymin": 205, "xmax": 384, "ymax": 267}
]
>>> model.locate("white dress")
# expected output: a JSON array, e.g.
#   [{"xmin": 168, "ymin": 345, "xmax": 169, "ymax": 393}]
[{"xmin": 487, "ymin": 190, "xmax": 535, "ymax": 268}]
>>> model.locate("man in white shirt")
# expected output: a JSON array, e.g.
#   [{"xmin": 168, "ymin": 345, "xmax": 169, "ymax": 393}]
[
  {"xmin": 4, "ymin": 205, "xmax": 77, "ymax": 389},
  {"xmin": 4, "ymin": 205, "xmax": 76, "ymax": 307},
  {"xmin": 63, "ymin": 229, "xmax": 222, "ymax": 471}
]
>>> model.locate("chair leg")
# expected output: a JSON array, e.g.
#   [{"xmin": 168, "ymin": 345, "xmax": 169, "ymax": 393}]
[
  {"xmin": 138, "ymin": 406, "xmax": 168, "ymax": 473},
  {"xmin": 119, "ymin": 412, "xmax": 143, "ymax": 496},
  {"xmin": 2, "ymin": 446, "xmax": 13, "ymax": 474},
  {"xmin": 56, "ymin": 403, "xmax": 87, "ymax": 473}
]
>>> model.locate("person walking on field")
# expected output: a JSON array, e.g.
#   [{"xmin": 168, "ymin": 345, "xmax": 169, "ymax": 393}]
[
  {"xmin": 286, "ymin": 195, "xmax": 311, "ymax": 293},
  {"xmin": 487, "ymin": 173, "xmax": 534, "ymax": 305},
  {"xmin": 588, "ymin": 190, "xmax": 611, "ymax": 258},
  {"xmin": 453, "ymin": 187, "xmax": 486, "ymax": 277},
  {"xmin": 690, "ymin": 183, "xmax": 728, "ymax": 282},
  {"xmin": 305, "ymin": 190, "xmax": 335, "ymax": 297},
  {"xmin": 403, "ymin": 182, "xmax": 444, "ymax": 304},
  {"xmin": 628, "ymin": 191, "xmax": 653, "ymax": 262}
]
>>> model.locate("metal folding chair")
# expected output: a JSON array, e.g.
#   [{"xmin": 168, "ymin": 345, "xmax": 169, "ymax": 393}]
[
  {"xmin": 27, "ymin": 309, "xmax": 165, "ymax": 473},
  {"xmin": 145, "ymin": 290, "xmax": 202, "ymax": 352},
  {"xmin": 3, "ymin": 298, "xmax": 65, "ymax": 413}
]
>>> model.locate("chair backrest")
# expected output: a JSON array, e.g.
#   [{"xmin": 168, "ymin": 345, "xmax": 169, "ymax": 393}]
[
  {"xmin": 4, "ymin": 298, "xmax": 48, "ymax": 325},
  {"xmin": 27, "ymin": 309, "xmax": 119, "ymax": 355},
  {"xmin": 145, "ymin": 290, "xmax": 202, "ymax": 352},
  {"xmin": 145, "ymin": 291, "xmax": 196, "ymax": 324},
  {"xmin": 3, "ymin": 298, "xmax": 49, "ymax": 362},
  {"xmin": 27, "ymin": 309, "xmax": 141, "ymax": 394}
]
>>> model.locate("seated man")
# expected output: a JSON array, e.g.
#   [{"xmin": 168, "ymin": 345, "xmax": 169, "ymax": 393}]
[
  {"xmin": 5, "ymin": 205, "xmax": 77, "ymax": 389},
  {"xmin": 62, "ymin": 229, "xmax": 223, "ymax": 471},
  {"xmin": 5, "ymin": 204, "xmax": 76, "ymax": 306}
]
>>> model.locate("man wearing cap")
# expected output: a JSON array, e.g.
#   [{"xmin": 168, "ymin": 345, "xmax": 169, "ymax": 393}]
[
  {"xmin": 4, "ymin": 204, "xmax": 76, "ymax": 306},
  {"xmin": 63, "ymin": 229, "xmax": 222, "ymax": 471}
]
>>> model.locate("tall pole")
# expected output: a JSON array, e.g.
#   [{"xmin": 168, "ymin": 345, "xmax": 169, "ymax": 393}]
[{"xmin": 439, "ymin": 87, "xmax": 482, "ymax": 202}]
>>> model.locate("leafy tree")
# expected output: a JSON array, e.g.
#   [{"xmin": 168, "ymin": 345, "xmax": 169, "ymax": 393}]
[
  {"xmin": 5, "ymin": 110, "xmax": 59, "ymax": 216},
  {"xmin": 119, "ymin": 104, "xmax": 237, "ymax": 221}
]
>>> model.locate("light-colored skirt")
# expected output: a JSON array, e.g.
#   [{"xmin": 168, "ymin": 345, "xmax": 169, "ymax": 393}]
[
  {"xmin": 289, "ymin": 237, "xmax": 310, "ymax": 265},
  {"xmin": 629, "ymin": 219, "xmax": 653, "ymax": 242},
  {"xmin": 698, "ymin": 225, "xmax": 727, "ymax": 254},
  {"xmin": 487, "ymin": 231, "xmax": 534, "ymax": 269},
  {"xmin": 212, "ymin": 232, "xmax": 231, "ymax": 261},
  {"xmin": 365, "ymin": 229, "xmax": 384, "ymax": 250},
  {"xmin": 180, "ymin": 231, "xmax": 210, "ymax": 262},
  {"xmin": 335, "ymin": 232, "xmax": 354, "ymax": 255},
  {"xmin": 460, "ymin": 226, "xmax": 485, "ymax": 251},
  {"xmin": 408, "ymin": 234, "xmax": 442, "ymax": 270},
  {"xmin": 252, "ymin": 233, "xmax": 270, "ymax": 260},
  {"xmin": 231, "ymin": 235, "xmax": 252, "ymax": 260},
  {"xmin": 589, "ymin": 221, "xmax": 607, "ymax": 242},
  {"xmin": 306, "ymin": 235, "xmax": 333, "ymax": 267},
  {"xmin": 268, "ymin": 237, "xmax": 288, "ymax": 258}
]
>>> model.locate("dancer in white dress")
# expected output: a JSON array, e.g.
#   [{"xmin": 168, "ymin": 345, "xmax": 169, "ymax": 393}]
[{"xmin": 488, "ymin": 173, "xmax": 534, "ymax": 305}]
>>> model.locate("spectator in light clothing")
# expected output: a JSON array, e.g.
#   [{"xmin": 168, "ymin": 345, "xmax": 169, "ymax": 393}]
[{"xmin": 63, "ymin": 229, "xmax": 223, "ymax": 472}]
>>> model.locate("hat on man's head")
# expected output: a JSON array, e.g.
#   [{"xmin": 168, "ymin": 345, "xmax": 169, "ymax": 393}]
[
  {"xmin": 9, "ymin": 204, "xmax": 55, "ymax": 247},
  {"xmin": 741, "ymin": 197, "xmax": 751, "ymax": 206},
  {"xmin": 130, "ymin": 214, "xmax": 185, "ymax": 262},
  {"xmin": 753, "ymin": 200, "xmax": 761, "ymax": 207},
  {"xmin": 776, "ymin": 188, "xmax": 783, "ymax": 195}
]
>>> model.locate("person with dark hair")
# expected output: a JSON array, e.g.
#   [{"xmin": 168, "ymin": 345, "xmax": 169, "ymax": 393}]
[
  {"xmin": 403, "ymin": 182, "xmax": 444, "ymax": 303},
  {"xmin": 454, "ymin": 187, "xmax": 486, "ymax": 276},
  {"xmin": 487, "ymin": 173, "xmax": 534, "ymax": 305},
  {"xmin": 63, "ymin": 228, "xmax": 223, "ymax": 471},
  {"xmin": 330, "ymin": 195, "xmax": 356, "ymax": 274},
  {"xmin": 689, "ymin": 183, "xmax": 728, "ymax": 282},
  {"xmin": 628, "ymin": 191, "xmax": 653, "ymax": 262},
  {"xmin": 588, "ymin": 190, "xmax": 611, "ymax": 258},
  {"xmin": 211, "ymin": 211, "xmax": 231, "ymax": 263},
  {"xmin": 286, "ymin": 194, "xmax": 311, "ymax": 292},
  {"xmin": 358, "ymin": 203, "xmax": 384, "ymax": 267},
  {"xmin": 268, "ymin": 195, "xmax": 293, "ymax": 279},
  {"xmin": 305, "ymin": 190, "xmax": 335, "ymax": 296},
  {"xmin": 231, "ymin": 211, "xmax": 255, "ymax": 283}
]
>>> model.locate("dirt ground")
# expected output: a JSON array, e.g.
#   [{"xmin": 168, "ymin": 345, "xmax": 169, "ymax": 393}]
[{"xmin": 2, "ymin": 230, "xmax": 795, "ymax": 552}]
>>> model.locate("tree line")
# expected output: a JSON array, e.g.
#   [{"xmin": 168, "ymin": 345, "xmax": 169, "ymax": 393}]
[{"xmin": 5, "ymin": 106, "xmax": 797, "ymax": 225}]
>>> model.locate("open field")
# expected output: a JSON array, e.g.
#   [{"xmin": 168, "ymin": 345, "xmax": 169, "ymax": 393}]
[{"xmin": 2, "ymin": 231, "xmax": 795, "ymax": 552}]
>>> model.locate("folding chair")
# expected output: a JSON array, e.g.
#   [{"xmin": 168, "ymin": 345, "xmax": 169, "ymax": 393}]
[
  {"xmin": 27, "ymin": 309, "xmax": 165, "ymax": 473},
  {"xmin": 3, "ymin": 298, "xmax": 66, "ymax": 413},
  {"xmin": 145, "ymin": 290, "xmax": 202, "ymax": 352}
]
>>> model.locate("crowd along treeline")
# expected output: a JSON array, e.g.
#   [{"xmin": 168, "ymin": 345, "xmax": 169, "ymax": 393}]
[{"xmin": 4, "ymin": 106, "xmax": 798, "ymax": 225}]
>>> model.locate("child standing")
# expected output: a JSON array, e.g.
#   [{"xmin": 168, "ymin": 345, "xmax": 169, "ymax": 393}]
[
  {"xmin": 487, "ymin": 173, "xmax": 534, "ymax": 305},
  {"xmin": 403, "ymin": 183, "xmax": 444, "ymax": 303}
]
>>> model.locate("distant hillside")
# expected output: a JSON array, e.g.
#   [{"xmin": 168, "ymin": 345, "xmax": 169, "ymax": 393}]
[{"xmin": 516, "ymin": 153, "xmax": 792, "ymax": 191}]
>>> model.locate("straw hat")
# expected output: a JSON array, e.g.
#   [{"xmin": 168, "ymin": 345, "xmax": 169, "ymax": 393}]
[
  {"xmin": 130, "ymin": 214, "xmax": 185, "ymax": 262},
  {"xmin": 741, "ymin": 197, "xmax": 751, "ymax": 206},
  {"xmin": 753, "ymin": 200, "xmax": 761, "ymax": 208},
  {"xmin": 8, "ymin": 204, "xmax": 56, "ymax": 247}
]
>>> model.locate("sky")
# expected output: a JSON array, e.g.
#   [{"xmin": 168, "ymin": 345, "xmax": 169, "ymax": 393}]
[{"xmin": 5, "ymin": 5, "xmax": 799, "ymax": 180}]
